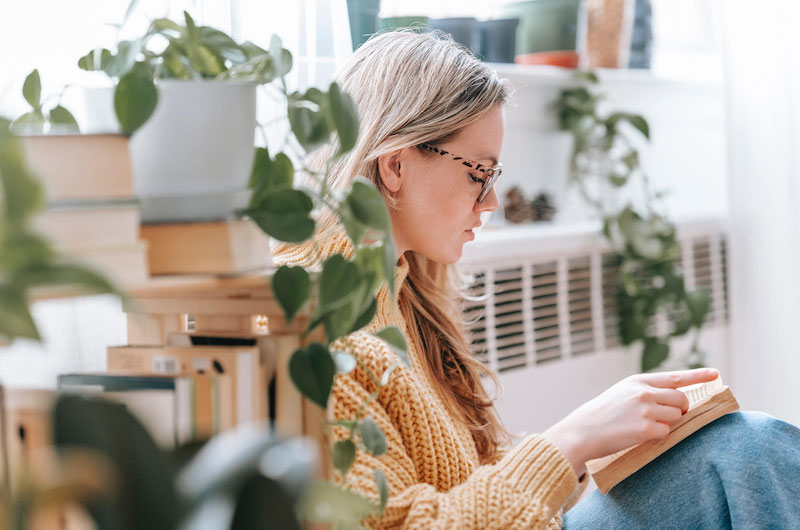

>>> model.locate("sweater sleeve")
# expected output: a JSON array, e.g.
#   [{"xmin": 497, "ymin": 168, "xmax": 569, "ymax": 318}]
[{"xmin": 328, "ymin": 337, "xmax": 581, "ymax": 530}]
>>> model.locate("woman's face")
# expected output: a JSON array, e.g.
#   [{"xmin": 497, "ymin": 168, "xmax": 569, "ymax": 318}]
[{"xmin": 381, "ymin": 105, "xmax": 505, "ymax": 264}]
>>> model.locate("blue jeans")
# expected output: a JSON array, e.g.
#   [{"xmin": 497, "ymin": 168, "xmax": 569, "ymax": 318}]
[{"xmin": 563, "ymin": 411, "xmax": 800, "ymax": 529}]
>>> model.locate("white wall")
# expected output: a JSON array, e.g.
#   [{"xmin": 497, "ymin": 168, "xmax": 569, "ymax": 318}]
[{"xmin": 491, "ymin": 64, "xmax": 728, "ymax": 225}]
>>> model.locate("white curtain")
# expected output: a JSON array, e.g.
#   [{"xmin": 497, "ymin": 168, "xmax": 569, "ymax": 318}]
[{"xmin": 723, "ymin": 1, "xmax": 800, "ymax": 426}]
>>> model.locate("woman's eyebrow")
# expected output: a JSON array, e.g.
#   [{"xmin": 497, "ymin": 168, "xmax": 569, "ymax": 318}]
[{"xmin": 474, "ymin": 154, "xmax": 499, "ymax": 165}]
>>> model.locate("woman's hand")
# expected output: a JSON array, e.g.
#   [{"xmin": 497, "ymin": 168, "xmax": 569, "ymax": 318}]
[{"xmin": 542, "ymin": 367, "xmax": 720, "ymax": 478}]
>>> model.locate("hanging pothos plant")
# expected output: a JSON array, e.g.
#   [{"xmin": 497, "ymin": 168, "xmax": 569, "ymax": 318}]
[{"xmin": 553, "ymin": 70, "xmax": 711, "ymax": 372}]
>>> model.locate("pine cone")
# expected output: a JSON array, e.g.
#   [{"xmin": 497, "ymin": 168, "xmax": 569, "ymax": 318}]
[
  {"xmin": 504, "ymin": 186, "xmax": 535, "ymax": 223},
  {"xmin": 532, "ymin": 192, "xmax": 556, "ymax": 221}
]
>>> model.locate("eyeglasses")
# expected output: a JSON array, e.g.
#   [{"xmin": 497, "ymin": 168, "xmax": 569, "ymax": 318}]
[{"xmin": 418, "ymin": 143, "xmax": 503, "ymax": 204}]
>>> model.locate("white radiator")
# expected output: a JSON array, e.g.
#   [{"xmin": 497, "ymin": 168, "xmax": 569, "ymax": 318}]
[{"xmin": 459, "ymin": 216, "xmax": 730, "ymax": 435}]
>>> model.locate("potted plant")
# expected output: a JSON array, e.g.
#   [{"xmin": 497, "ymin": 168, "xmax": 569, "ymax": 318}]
[{"xmin": 78, "ymin": 10, "xmax": 292, "ymax": 223}]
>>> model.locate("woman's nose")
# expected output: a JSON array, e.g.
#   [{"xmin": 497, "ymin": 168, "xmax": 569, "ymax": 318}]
[{"xmin": 475, "ymin": 186, "xmax": 499, "ymax": 213}]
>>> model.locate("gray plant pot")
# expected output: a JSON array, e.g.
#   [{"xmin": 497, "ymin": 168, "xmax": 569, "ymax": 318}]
[
  {"xmin": 430, "ymin": 17, "xmax": 479, "ymax": 55},
  {"xmin": 84, "ymin": 81, "xmax": 256, "ymax": 223},
  {"xmin": 478, "ymin": 19, "xmax": 519, "ymax": 63}
]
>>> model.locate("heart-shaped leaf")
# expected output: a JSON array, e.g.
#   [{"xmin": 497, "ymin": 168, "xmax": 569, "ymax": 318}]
[
  {"xmin": 114, "ymin": 70, "xmax": 158, "ymax": 135},
  {"xmin": 271, "ymin": 266, "xmax": 310, "ymax": 324},
  {"xmin": 359, "ymin": 417, "xmax": 386, "ymax": 457},
  {"xmin": 246, "ymin": 189, "xmax": 315, "ymax": 243},
  {"xmin": 374, "ymin": 326, "xmax": 409, "ymax": 366},
  {"xmin": 22, "ymin": 69, "xmax": 41, "ymax": 108},
  {"xmin": 333, "ymin": 439, "xmax": 356, "ymax": 477},
  {"xmin": 289, "ymin": 343, "xmax": 335, "ymax": 408}
]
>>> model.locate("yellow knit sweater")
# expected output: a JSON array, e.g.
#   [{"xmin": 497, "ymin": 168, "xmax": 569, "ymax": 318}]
[{"xmin": 275, "ymin": 229, "xmax": 588, "ymax": 529}]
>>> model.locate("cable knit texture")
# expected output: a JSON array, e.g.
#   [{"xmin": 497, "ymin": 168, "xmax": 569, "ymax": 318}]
[{"xmin": 274, "ymin": 229, "xmax": 588, "ymax": 529}]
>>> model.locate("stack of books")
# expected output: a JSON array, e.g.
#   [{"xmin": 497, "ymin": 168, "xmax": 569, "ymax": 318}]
[
  {"xmin": 24, "ymin": 133, "xmax": 149, "ymax": 286},
  {"xmin": 140, "ymin": 217, "xmax": 272, "ymax": 275}
]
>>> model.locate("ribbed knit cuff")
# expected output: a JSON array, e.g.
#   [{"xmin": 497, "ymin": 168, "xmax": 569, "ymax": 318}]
[{"xmin": 497, "ymin": 434, "xmax": 580, "ymax": 515}]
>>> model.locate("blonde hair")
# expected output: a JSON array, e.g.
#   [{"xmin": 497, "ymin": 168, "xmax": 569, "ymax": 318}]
[{"xmin": 307, "ymin": 30, "xmax": 511, "ymax": 463}]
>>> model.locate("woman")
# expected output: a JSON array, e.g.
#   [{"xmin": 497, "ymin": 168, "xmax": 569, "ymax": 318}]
[{"xmin": 275, "ymin": 30, "xmax": 800, "ymax": 529}]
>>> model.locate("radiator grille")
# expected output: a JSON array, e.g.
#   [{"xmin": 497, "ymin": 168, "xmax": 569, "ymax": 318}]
[{"xmin": 462, "ymin": 232, "xmax": 728, "ymax": 373}]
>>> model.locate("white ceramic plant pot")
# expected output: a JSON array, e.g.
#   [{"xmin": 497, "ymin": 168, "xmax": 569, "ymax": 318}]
[
  {"xmin": 84, "ymin": 81, "xmax": 257, "ymax": 222},
  {"xmin": 131, "ymin": 80, "xmax": 256, "ymax": 222}
]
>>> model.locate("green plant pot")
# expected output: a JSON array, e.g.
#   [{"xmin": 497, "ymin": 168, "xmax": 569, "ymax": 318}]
[
  {"xmin": 378, "ymin": 16, "xmax": 430, "ymax": 32},
  {"xmin": 347, "ymin": 0, "xmax": 381, "ymax": 50},
  {"xmin": 498, "ymin": 0, "xmax": 583, "ymax": 55}
]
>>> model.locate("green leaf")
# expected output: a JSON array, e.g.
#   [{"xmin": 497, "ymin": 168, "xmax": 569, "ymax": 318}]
[
  {"xmin": 685, "ymin": 289, "xmax": 710, "ymax": 328},
  {"xmin": 608, "ymin": 174, "xmax": 627, "ymax": 187},
  {"xmin": 339, "ymin": 202, "xmax": 367, "ymax": 247},
  {"xmin": 0, "ymin": 133, "xmax": 45, "ymax": 222},
  {"xmin": 318, "ymin": 256, "xmax": 372, "ymax": 342},
  {"xmin": 288, "ymin": 104, "xmax": 330, "ymax": 153},
  {"xmin": 289, "ymin": 343, "xmax": 335, "ymax": 408},
  {"xmin": 114, "ymin": 70, "xmax": 158, "ymax": 135},
  {"xmin": 327, "ymin": 82, "xmax": 359, "ymax": 154},
  {"xmin": 333, "ymin": 351, "xmax": 357, "ymax": 374},
  {"xmin": 10, "ymin": 110, "xmax": 44, "ymax": 134},
  {"xmin": 0, "ymin": 286, "xmax": 41, "ymax": 341},
  {"xmin": 319, "ymin": 255, "xmax": 361, "ymax": 312},
  {"xmin": 15, "ymin": 262, "xmax": 118, "ymax": 296},
  {"xmin": 248, "ymin": 147, "xmax": 294, "ymax": 205},
  {"xmin": 271, "ymin": 266, "xmax": 310, "ymax": 324},
  {"xmin": 626, "ymin": 114, "xmax": 650, "ymax": 140},
  {"xmin": 575, "ymin": 70, "xmax": 599, "ymax": 84},
  {"xmin": 22, "ymin": 69, "xmax": 41, "ymax": 109},
  {"xmin": 268, "ymin": 35, "xmax": 292, "ymax": 77},
  {"xmin": 354, "ymin": 245, "xmax": 385, "ymax": 293},
  {"xmin": 53, "ymin": 394, "xmax": 178, "ymax": 530},
  {"xmin": 374, "ymin": 326, "xmax": 410, "ymax": 366},
  {"xmin": 333, "ymin": 439, "xmax": 356, "ymax": 477},
  {"xmin": 299, "ymin": 481, "xmax": 376, "ymax": 525},
  {"xmin": 240, "ymin": 41, "xmax": 268, "ymax": 60},
  {"xmin": 350, "ymin": 296, "xmax": 377, "ymax": 333},
  {"xmin": 642, "ymin": 338, "xmax": 669, "ymax": 372},
  {"xmin": 152, "ymin": 17, "xmax": 183, "ymax": 34},
  {"xmin": 77, "ymin": 48, "xmax": 113, "ymax": 71},
  {"xmin": 49, "ymin": 105, "xmax": 80, "ymax": 132},
  {"xmin": 245, "ymin": 189, "xmax": 315, "ymax": 243},
  {"xmin": 383, "ymin": 233, "xmax": 397, "ymax": 297},
  {"xmin": 105, "ymin": 39, "xmax": 144, "ymax": 77},
  {"xmin": 346, "ymin": 177, "xmax": 390, "ymax": 233},
  {"xmin": 359, "ymin": 417, "xmax": 386, "ymax": 456},
  {"xmin": 622, "ymin": 151, "xmax": 639, "ymax": 171},
  {"xmin": 161, "ymin": 44, "xmax": 193, "ymax": 80},
  {"xmin": 374, "ymin": 469, "xmax": 389, "ymax": 514},
  {"xmin": 199, "ymin": 26, "xmax": 247, "ymax": 64}
]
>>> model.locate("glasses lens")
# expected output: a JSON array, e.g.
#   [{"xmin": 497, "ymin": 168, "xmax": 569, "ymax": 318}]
[{"xmin": 477, "ymin": 167, "xmax": 501, "ymax": 203}]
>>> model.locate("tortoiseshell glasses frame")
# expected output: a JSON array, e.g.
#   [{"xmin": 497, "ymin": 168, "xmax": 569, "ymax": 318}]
[{"xmin": 418, "ymin": 143, "xmax": 503, "ymax": 203}]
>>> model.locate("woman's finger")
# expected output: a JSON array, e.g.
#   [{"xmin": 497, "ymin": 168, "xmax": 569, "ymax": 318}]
[
  {"xmin": 649, "ymin": 403, "xmax": 685, "ymax": 425},
  {"xmin": 650, "ymin": 388, "xmax": 691, "ymax": 413},
  {"xmin": 639, "ymin": 367, "xmax": 719, "ymax": 389}
]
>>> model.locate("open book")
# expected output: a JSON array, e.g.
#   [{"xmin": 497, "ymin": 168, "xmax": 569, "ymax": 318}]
[{"xmin": 585, "ymin": 376, "xmax": 740, "ymax": 494}]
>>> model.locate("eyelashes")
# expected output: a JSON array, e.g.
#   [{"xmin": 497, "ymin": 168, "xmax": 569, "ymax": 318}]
[{"xmin": 469, "ymin": 173, "xmax": 486, "ymax": 185}]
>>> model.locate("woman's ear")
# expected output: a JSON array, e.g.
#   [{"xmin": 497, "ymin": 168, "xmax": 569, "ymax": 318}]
[{"xmin": 377, "ymin": 149, "xmax": 404, "ymax": 193}]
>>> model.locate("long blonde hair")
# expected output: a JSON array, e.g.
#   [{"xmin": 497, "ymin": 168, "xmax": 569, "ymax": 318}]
[{"xmin": 308, "ymin": 30, "xmax": 511, "ymax": 463}]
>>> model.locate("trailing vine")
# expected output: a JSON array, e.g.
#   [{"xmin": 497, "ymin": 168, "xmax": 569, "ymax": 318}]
[{"xmin": 553, "ymin": 71, "xmax": 711, "ymax": 372}]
